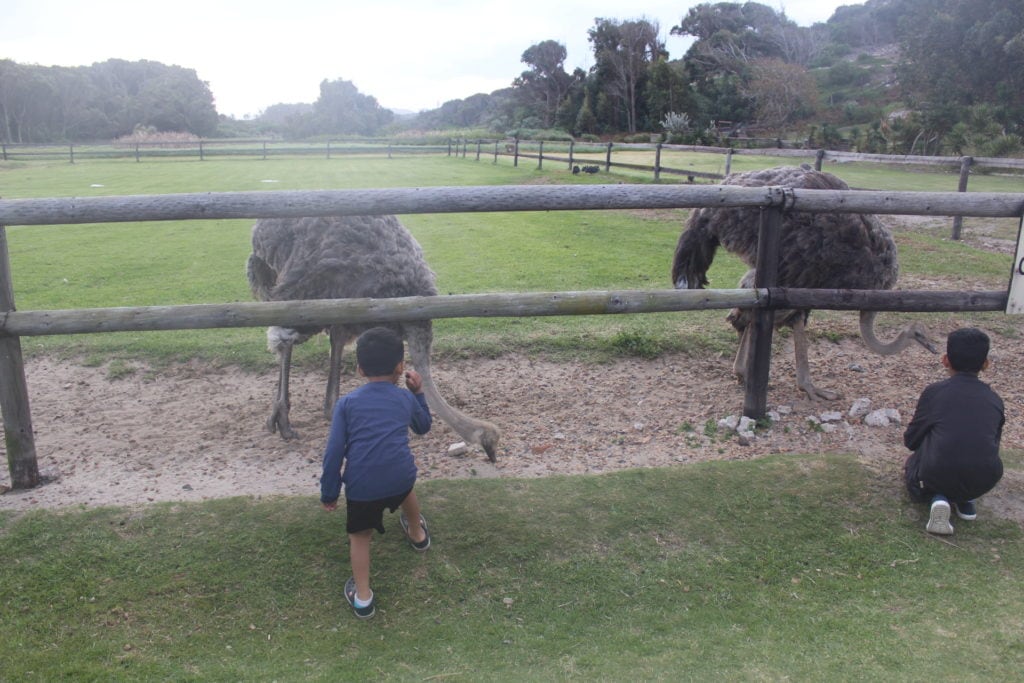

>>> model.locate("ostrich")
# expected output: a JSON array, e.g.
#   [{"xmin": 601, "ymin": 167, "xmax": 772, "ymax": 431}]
[
  {"xmin": 671, "ymin": 165, "xmax": 937, "ymax": 400},
  {"xmin": 246, "ymin": 214, "xmax": 500, "ymax": 462}
]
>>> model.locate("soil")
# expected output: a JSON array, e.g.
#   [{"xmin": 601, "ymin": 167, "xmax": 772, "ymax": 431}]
[
  {"xmin": 2, "ymin": 216, "xmax": 1023, "ymax": 523},
  {"xmin": 2, "ymin": 330, "xmax": 1022, "ymax": 524}
]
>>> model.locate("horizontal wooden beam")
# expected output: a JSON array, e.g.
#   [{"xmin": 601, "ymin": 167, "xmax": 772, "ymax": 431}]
[
  {"xmin": 0, "ymin": 289, "xmax": 762, "ymax": 336},
  {"xmin": 0, "ymin": 288, "xmax": 1008, "ymax": 338},
  {"xmin": 1, "ymin": 185, "xmax": 1022, "ymax": 227}
]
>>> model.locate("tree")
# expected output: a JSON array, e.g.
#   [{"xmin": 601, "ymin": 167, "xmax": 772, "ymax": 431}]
[
  {"xmin": 741, "ymin": 58, "xmax": 819, "ymax": 131},
  {"xmin": 897, "ymin": 0, "xmax": 1024, "ymax": 137},
  {"xmin": 512, "ymin": 40, "xmax": 579, "ymax": 129},
  {"xmin": 588, "ymin": 17, "xmax": 665, "ymax": 133},
  {"xmin": 314, "ymin": 78, "xmax": 394, "ymax": 136}
]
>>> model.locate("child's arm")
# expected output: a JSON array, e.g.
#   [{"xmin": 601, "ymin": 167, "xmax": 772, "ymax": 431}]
[
  {"xmin": 903, "ymin": 385, "xmax": 937, "ymax": 451},
  {"xmin": 320, "ymin": 398, "xmax": 349, "ymax": 508}
]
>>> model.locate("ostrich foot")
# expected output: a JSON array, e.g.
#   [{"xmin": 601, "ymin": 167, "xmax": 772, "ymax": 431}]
[
  {"xmin": 798, "ymin": 381, "xmax": 841, "ymax": 401},
  {"xmin": 267, "ymin": 402, "xmax": 299, "ymax": 440}
]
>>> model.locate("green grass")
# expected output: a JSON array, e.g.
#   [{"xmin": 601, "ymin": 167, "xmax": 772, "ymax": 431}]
[
  {"xmin": 2, "ymin": 453, "xmax": 1023, "ymax": 680},
  {"xmin": 1, "ymin": 154, "xmax": 1019, "ymax": 369}
]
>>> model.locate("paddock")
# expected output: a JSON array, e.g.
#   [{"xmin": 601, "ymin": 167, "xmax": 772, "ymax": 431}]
[{"xmin": 1, "ymin": 183, "xmax": 1022, "ymax": 493}]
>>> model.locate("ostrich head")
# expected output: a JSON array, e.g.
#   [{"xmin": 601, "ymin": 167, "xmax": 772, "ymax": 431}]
[{"xmin": 859, "ymin": 312, "xmax": 938, "ymax": 355}]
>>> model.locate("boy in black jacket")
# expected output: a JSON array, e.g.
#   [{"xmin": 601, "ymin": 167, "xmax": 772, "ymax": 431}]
[{"xmin": 903, "ymin": 327, "xmax": 1004, "ymax": 535}]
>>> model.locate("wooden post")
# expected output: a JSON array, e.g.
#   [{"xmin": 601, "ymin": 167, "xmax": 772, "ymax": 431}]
[
  {"xmin": 743, "ymin": 203, "xmax": 783, "ymax": 420},
  {"xmin": 1, "ymin": 144, "xmax": 6, "ymax": 161},
  {"xmin": 327, "ymin": 141, "xmax": 332, "ymax": 160},
  {"xmin": 815, "ymin": 149, "xmax": 825, "ymax": 171},
  {"xmin": 0, "ymin": 225, "xmax": 40, "ymax": 489},
  {"xmin": 951, "ymin": 156, "xmax": 973, "ymax": 240},
  {"xmin": 475, "ymin": 140, "xmax": 482, "ymax": 161},
  {"xmin": 447, "ymin": 139, "xmax": 452, "ymax": 156},
  {"xmin": 537, "ymin": 141, "xmax": 544, "ymax": 170},
  {"xmin": 568, "ymin": 140, "xmax": 575, "ymax": 170},
  {"xmin": 513, "ymin": 138, "xmax": 519, "ymax": 168},
  {"xmin": 605, "ymin": 142, "xmax": 613, "ymax": 172},
  {"xmin": 199, "ymin": 140, "xmax": 204, "ymax": 161},
  {"xmin": 493, "ymin": 141, "xmax": 498, "ymax": 164},
  {"xmin": 725, "ymin": 148, "xmax": 733, "ymax": 176},
  {"xmin": 654, "ymin": 143, "xmax": 662, "ymax": 181},
  {"xmin": 263, "ymin": 141, "xmax": 268, "ymax": 160},
  {"xmin": 69, "ymin": 144, "xmax": 75, "ymax": 164}
]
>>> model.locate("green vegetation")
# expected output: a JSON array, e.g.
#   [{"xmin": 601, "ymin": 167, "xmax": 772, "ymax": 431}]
[
  {"xmin": 2, "ymin": 453, "xmax": 1023, "ymax": 680},
  {"xmin": 1, "ymin": 155, "xmax": 1018, "ymax": 370}
]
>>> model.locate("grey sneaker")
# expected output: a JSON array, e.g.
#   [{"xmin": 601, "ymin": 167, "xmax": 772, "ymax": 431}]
[
  {"xmin": 954, "ymin": 500, "xmax": 977, "ymax": 521},
  {"xmin": 399, "ymin": 513, "xmax": 431, "ymax": 552},
  {"xmin": 344, "ymin": 577, "xmax": 375, "ymax": 619},
  {"xmin": 926, "ymin": 497, "xmax": 954, "ymax": 535}
]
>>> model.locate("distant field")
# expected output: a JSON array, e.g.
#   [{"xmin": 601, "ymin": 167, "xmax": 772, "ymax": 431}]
[{"xmin": 0, "ymin": 154, "xmax": 1018, "ymax": 369}]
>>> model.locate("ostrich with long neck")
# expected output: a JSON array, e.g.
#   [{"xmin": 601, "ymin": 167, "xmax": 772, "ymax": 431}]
[
  {"xmin": 672, "ymin": 165, "xmax": 936, "ymax": 400},
  {"xmin": 247, "ymin": 214, "xmax": 500, "ymax": 461}
]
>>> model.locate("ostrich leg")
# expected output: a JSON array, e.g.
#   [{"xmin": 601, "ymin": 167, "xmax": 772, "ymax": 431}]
[
  {"xmin": 323, "ymin": 327, "xmax": 349, "ymax": 420},
  {"xmin": 792, "ymin": 317, "xmax": 840, "ymax": 401},
  {"xmin": 268, "ymin": 341, "xmax": 299, "ymax": 439},
  {"xmin": 732, "ymin": 323, "xmax": 753, "ymax": 383}
]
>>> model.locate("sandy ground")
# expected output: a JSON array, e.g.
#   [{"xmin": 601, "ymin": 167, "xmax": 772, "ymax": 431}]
[{"xmin": 3, "ymin": 327, "xmax": 1022, "ymax": 524}]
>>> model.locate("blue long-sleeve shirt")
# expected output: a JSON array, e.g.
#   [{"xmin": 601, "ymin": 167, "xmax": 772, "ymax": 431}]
[{"xmin": 320, "ymin": 381, "xmax": 432, "ymax": 504}]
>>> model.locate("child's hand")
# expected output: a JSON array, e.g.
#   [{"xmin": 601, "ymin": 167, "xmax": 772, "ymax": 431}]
[
  {"xmin": 404, "ymin": 369, "xmax": 423, "ymax": 394},
  {"xmin": 322, "ymin": 502, "xmax": 338, "ymax": 512}
]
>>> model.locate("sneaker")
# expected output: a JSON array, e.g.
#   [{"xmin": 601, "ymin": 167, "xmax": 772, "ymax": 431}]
[
  {"xmin": 926, "ymin": 497, "xmax": 954, "ymax": 535},
  {"xmin": 344, "ymin": 577, "xmax": 375, "ymax": 619},
  {"xmin": 954, "ymin": 500, "xmax": 978, "ymax": 521},
  {"xmin": 399, "ymin": 513, "xmax": 431, "ymax": 552}
]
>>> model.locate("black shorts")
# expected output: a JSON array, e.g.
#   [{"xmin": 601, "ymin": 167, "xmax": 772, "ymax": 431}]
[{"xmin": 346, "ymin": 488, "xmax": 413, "ymax": 535}]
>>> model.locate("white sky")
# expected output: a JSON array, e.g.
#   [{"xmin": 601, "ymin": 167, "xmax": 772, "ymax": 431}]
[{"xmin": 3, "ymin": 0, "xmax": 849, "ymax": 118}]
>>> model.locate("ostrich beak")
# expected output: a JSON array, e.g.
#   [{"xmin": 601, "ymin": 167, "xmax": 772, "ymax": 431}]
[
  {"xmin": 913, "ymin": 330, "xmax": 939, "ymax": 354},
  {"xmin": 674, "ymin": 275, "xmax": 688, "ymax": 289},
  {"xmin": 484, "ymin": 444, "xmax": 497, "ymax": 463}
]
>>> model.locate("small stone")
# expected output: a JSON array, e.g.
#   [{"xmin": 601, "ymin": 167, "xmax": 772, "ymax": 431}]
[
  {"xmin": 849, "ymin": 398, "xmax": 872, "ymax": 419},
  {"xmin": 819, "ymin": 411, "xmax": 843, "ymax": 423},
  {"xmin": 447, "ymin": 442, "xmax": 469, "ymax": 456}
]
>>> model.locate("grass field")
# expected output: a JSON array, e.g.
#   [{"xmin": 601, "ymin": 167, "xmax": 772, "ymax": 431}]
[
  {"xmin": 2, "ymin": 454, "xmax": 1023, "ymax": 681},
  {"xmin": 1, "ymin": 153, "xmax": 1019, "ymax": 369},
  {"xmin": 2, "ymin": 154, "xmax": 1023, "ymax": 680}
]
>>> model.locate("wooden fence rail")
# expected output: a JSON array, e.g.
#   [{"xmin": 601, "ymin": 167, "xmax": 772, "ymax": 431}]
[{"xmin": 2, "ymin": 184, "xmax": 1023, "ymax": 489}]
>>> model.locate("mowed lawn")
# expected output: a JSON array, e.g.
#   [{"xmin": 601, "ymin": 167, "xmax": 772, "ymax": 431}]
[{"xmin": 1, "ymin": 153, "xmax": 1023, "ymax": 680}]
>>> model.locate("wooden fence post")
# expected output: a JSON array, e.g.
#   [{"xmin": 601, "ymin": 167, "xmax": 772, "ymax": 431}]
[
  {"xmin": 951, "ymin": 156, "xmax": 973, "ymax": 240},
  {"xmin": 568, "ymin": 140, "xmax": 575, "ymax": 170},
  {"xmin": 513, "ymin": 138, "xmax": 519, "ymax": 168},
  {"xmin": 493, "ymin": 141, "xmax": 498, "ymax": 164},
  {"xmin": 263, "ymin": 141, "xmax": 268, "ymax": 160},
  {"xmin": 199, "ymin": 141, "xmax": 205, "ymax": 161},
  {"xmin": 475, "ymin": 140, "xmax": 482, "ymax": 161},
  {"xmin": 743, "ymin": 201, "xmax": 784, "ymax": 420},
  {"xmin": 725, "ymin": 148, "xmax": 733, "ymax": 176},
  {"xmin": 1, "ymin": 144, "xmax": 6, "ymax": 161},
  {"xmin": 605, "ymin": 142, "xmax": 613, "ymax": 172},
  {"xmin": 0, "ymin": 225, "xmax": 40, "ymax": 489},
  {"xmin": 654, "ymin": 143, "xmax": 663, "ymax": 181},
  {"xmin": 69, "ymin": 144, "xmax": 75, "ymax": 164},
  {"xmin": 537, "ymin": 141, "xmax": 544, "ymax": 170},
  {"xmin": 135, "ymin": 143, "xmax": 141, "ymax": 163},
  {"xmin": 815, "ymin": 149, "xmax": 825, "ymax": 171}
]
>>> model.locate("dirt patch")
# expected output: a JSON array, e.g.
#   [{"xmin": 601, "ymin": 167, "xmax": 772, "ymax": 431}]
[{"xmin": 3, "ymin": 330, "xmax": 1022, "ymax": 525}]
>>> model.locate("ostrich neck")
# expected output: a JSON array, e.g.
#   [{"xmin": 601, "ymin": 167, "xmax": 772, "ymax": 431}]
[
  {"xmin": 404, "ymin": 322, "xmax": 490, "ymax": 444},
  {"xmin": 859, "ymin": 311, "xmax": 915, "ymax": 355}
]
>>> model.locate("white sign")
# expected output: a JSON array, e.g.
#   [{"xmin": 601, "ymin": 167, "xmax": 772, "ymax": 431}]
[{"xmin": 1008, "ymin": 216, "xmax": 1024, "ymax": 315}]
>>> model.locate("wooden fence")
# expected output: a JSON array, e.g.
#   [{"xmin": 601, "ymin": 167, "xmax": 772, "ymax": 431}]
[{"xmin": 2, "ymin": 184, "xmax": 1022, "ymax": 489}]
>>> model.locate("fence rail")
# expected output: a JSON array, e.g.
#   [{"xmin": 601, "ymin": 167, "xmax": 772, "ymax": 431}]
[{"xmin": 2, "ymin": 183, "xmax": 1023, "ymax": 489}]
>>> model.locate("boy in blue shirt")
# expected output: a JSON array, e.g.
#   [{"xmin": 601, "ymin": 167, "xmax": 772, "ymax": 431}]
[
  {"xmin": 903, "ymin": 327, "xmax": 1004, "ymax": 535},
  {"xmin": 321, "ymin": 327, "xmax": 433, "ymax": 619}
]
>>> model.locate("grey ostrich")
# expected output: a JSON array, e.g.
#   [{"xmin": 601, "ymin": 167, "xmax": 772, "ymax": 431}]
[
  {"xmin": 246, "ymin": 214, "xmax": 500, "ymax": 461},
  {"xmin": 671, "ymin": 165, "xmax": 936, "ymax": 400}
]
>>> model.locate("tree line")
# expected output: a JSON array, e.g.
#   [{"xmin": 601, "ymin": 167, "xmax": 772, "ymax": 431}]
[{"xmin": 2, "ymin": 0, "xmax": 1022, "ymax": 157}]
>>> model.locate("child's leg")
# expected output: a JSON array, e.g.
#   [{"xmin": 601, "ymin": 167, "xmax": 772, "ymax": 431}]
[
  {"xmin": 348, "ymin": 529, "xmax": 374, "ymax": 602},
  {"xmin": 399, "ymin": 490, "xmax": 426, "ymax": 544}
]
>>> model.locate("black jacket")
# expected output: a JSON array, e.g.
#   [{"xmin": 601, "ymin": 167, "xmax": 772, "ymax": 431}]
[{"xmin": 904, "ymin": 372, "xmax": 1005, "ymax": 501}]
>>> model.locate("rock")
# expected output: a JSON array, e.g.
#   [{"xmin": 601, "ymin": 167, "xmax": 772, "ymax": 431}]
[
  {"xmin": 775, "ymin": 405, "xmax": 793, "ymax": 415},
  {"xmin": 849, "ymin": 398, "xmax": 872, "ymax": 419},
  {"xmin": 447, "ymin": 442, "xmax": 469, "ymax": 456},
  {"xmin": 767, "ymin": 410, "xmax": 782, "ymax": 423},
  {"xmin": 718, "ymin": 415, "xmax": 740, "ymax": 431},
  {"xmin": 738, "ymin": 416, "xmax": 756, "ymax": 433},
  {"xmin": 819, "ymin": 411, "xmax": 844, "ymax": 423},
  {"xmin": 864, "ymin": 411, "xmax": 897, "ymax": 428}
]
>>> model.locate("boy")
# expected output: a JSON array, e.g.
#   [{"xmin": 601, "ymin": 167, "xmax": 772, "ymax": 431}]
[
  {"xmin": 321, "ymin": 327, "xmax": 432, "ymax": 619},
  {"xmin": 903, "ymin": 327, "xmax": 1004, "ymax": 535}
]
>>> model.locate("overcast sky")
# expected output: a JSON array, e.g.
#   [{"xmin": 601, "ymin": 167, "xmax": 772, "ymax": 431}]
[{"xmin": 3, "ymin": 0, "xmax": 850, "ymax": 118}]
